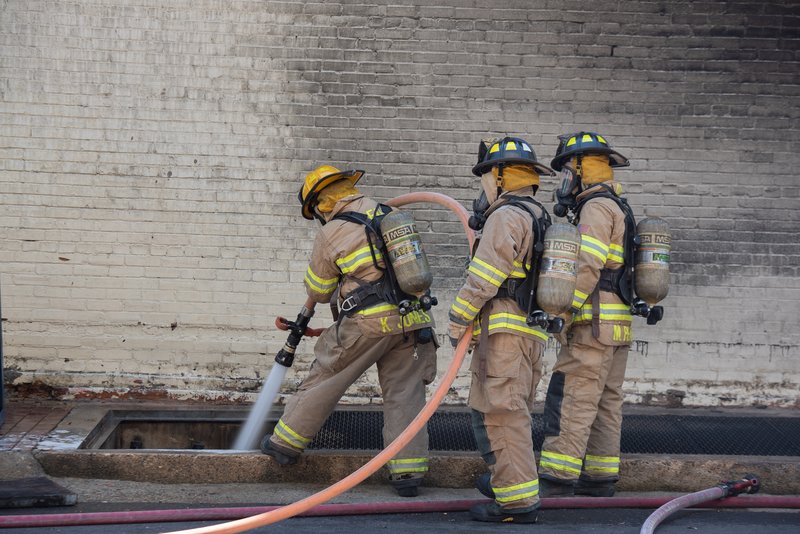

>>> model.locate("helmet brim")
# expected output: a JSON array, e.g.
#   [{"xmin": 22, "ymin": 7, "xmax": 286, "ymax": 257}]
[
  {"xmin": 299, "ymin": 170, "xmax": 364, "ymax": 220},
  {"xmin": 472, "ymin": 157, "xmax": 555, "ymax": 177},
  {"xmin": 551, "ymin": 148, "xmax": 629, "ymax": 171}
]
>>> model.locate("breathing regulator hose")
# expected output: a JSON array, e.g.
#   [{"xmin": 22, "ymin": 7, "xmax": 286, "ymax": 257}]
[
  {"xmin": 164, "ymin": 192, "xmax": 475, "ymax": 534},
  {"xmin": 639, "ymin": 474, "xmax": 761, "ymax": 534}
]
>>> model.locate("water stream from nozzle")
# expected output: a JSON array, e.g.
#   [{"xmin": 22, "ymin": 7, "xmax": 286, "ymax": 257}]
[{"xmin": 232, "ymin": 363, "xmax": 288, "ymax": 450}]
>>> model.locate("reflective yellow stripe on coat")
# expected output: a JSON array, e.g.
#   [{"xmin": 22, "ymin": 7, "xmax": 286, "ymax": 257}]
[
  {"xmin": 607, "ymin": 243, "xmax": 624, "ymax": 264},
  {"xmin": 580, "ymin": 234, "xmax": 609, "ymax": 262},
  {"xmin": 574, "ymin": 303, "xmax": 632, "ymax": 323},
  {"xmin": 467, "ymin": 257, "xmax": 508, "ymax": 287},
  {"xmin": 572, "ymin": 288, "xmax": 589, "ymax": 310},
  {"xmin": 471, "ymin": 312, "xmax": 548, "ymax": 342},
  {"xmin": 571, "ymin": 242, "xmax": 625, "ymax": 309},
  {"xmin": 450, "ymin": 296, "xmax": 480, "ymax": 323},
  {"xmin": 335, "ymin": 245, "xmax": 383, "ymax": 274},
  {"xmin": 304, "ymin": 266, "xmax": 338, "ymax": 296}
]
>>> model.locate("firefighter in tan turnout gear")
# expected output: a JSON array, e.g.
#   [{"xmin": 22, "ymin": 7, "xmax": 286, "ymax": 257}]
[
  {"xmin": 538, "ymin": 132, "xmax": 636, "ymax": 498},
  {"xmin": 448, "ymin": 137, "xmax": 555, "ymax": 524},
  {"xmin": 261, "ymin": 165, "xmax": 437, "ymax": 497}
]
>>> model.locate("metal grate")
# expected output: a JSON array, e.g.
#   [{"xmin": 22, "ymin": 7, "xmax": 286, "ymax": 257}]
[{"xmin": 308, "ymin": 411, "xmax": 800, "ymax": 456}]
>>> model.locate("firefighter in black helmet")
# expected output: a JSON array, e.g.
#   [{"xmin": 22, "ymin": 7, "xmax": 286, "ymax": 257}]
[
  {"xmin": 449, "ymin": 137, "xmax": 554, "ymax": 524},
  {"xmin": 539, "ymin": 132, "xmax": 633, "ymax": 498}
]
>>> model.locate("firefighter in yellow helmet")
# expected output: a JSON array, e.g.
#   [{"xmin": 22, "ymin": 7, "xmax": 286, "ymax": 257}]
[
  {"xmin": 538, "ymin": 132, "xmax": 633, "ymax": 497},
  {"xmin": 261, "ymin": 165, "xmax": 437, "ymax": 497},
  {"xmin": 448, "ymin": 137, "xmax": 555, "ymax": 523}
]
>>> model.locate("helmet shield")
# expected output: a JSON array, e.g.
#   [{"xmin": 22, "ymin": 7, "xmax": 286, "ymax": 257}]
[{"xmin": 558, "ymin": 165, "xmax": 580, "ymax": 197}]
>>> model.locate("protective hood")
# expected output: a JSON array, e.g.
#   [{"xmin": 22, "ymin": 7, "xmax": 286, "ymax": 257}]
[
  {"xmin": 316, "ymin": 179, "xmax": 360, "ymax": 215},
  {"xmin": 575, "ymin": 154, "xmax": 614, "ymax": 185},
  {"xmin": 480, "ymin": 172, "xmax": 501, "ymax": 205},
  {"xmin": 492, "ymin": 164, "xmax": 540, "ymax": 192}
]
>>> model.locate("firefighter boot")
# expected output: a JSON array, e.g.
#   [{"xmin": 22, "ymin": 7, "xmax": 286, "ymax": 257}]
[
  {"xmin": 469, "ymin": 502, "xmax": 539, "ymax": 524},
  {"xmin": 475, "ymin": 473, "xmax": 495, "ymax": 499},
  {"xmin": 259, "ymin": 435, "xmax": 298, "ymax": 466},
  {"xmin": 390, "ymin": 474, "xmax": 422, "ymax": 497},
  {"xmin": 539, "ymin": 477, "xmax": 575, "ymax": 497},
  {"xmin": 575, "ymin": 478, "xmax": 616, "ymax": 497}
]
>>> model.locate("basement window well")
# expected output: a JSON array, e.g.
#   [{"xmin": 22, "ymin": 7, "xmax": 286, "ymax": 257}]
[{"xmin": 77, "ymin": 408, "xmax": 800, "ymax": 456}]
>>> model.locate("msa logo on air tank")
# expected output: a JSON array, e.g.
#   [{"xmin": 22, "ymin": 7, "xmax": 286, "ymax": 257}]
[
  {"xmin": 385, "ymin": 224, "xmax": 415, "ymax": 241},
  {"xmin": 549, "ymin": 240, "xmax": 579, "ymax": 254},
  {"xmin": 639, "ymin": 233, "xmax": 671, "ymax": 245}
]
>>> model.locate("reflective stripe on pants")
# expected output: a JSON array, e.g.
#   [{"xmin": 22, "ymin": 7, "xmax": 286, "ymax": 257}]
[{"xmin": 539, "ymin": 325, "xmax": 629, "ymax": 483}]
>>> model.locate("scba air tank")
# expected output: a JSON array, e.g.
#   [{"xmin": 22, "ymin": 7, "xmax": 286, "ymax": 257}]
[
  {"xmin": 635, "ymin": 217, "xmax": 671, "ymax": 305},
  {"xmin": 537, "ymin": 222, "xmax": 581, "ymax": 315},
  {"xmin": 379, "ymin": 210, "xmax": 433, "ymax": 296}
]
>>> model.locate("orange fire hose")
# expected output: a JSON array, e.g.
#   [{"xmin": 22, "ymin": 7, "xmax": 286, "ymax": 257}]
[
  {"xmin": 166, "ymin": 192, "xmax": 474, "ymax": 534},
  {"xmin": 386, "ymin": 191, "xmax": 474, "ymax": 239}
]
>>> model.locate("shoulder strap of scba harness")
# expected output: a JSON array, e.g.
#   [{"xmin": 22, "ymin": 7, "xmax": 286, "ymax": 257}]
[
  {"xmin": 330, "ymin": 205, "xmax": 437, "ymax": 344},
  {"xmin": 574, "ymin": 184, "xmax": 637, "ymax": 305},
  {"xmin": 483, "ymin": 195, "xmax": 552, "ymax": 316},
  {"xmin": 331, "ymin": 204, "xmax": 408, "ymax": 312}
]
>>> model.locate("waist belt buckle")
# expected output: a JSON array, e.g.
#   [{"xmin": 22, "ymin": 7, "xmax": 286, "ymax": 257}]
[{"xmin": 340, "ymin": 295, "xmax": 359, "ymax": 314}]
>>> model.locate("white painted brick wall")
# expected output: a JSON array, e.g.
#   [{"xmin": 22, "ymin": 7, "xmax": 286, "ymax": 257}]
[{"xmin": 1, "ymin": 0, "xmax": 798, "ymax": 408}]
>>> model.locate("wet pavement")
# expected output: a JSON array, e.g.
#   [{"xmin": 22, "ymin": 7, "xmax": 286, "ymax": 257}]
[{"xmin": 0, "ymin": 400, "xmax": 71, "ymax": 452}]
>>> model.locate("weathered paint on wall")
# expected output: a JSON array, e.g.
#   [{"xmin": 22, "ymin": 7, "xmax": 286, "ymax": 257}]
[{"xmin": 1, "ymin": 1, "xmax": 798, "ymax": 407}]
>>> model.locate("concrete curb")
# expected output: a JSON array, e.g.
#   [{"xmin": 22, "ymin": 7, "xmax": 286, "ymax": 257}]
[{"xmin": 30, "ymin": 449, "xmax": 800, "ymax": 495}]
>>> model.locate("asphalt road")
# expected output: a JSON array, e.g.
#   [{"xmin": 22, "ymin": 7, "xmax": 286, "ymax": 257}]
[{"xmin": 2, "ymin": 506, "xmax": 798, "ymax": 533}]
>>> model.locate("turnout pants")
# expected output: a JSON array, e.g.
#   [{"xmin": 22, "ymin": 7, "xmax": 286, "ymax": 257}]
[
  {"xmin": 469, "ymin": 332, "xmax": 544, "ymax": 511},
  {"xmin": 269, "ymin": 316, "xmax": 436, "ymax": 481},
  {"xmin": 539, "ymin": 325, "xmax": 630, "ymax": 483}
]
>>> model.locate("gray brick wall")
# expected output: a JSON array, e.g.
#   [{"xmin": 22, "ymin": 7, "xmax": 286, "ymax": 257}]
[{"xmin": 1, "ymin": 0, "xmax": 798, "ymax": 407}]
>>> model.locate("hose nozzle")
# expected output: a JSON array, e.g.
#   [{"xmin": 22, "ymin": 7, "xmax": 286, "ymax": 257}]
[{"xmin": 719, "ymin": 474, "xmax": 761, "ymax": 497}]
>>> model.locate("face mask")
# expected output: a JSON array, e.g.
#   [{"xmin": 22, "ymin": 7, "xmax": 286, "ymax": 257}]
[
  {"xmin": 553, "ymin": 165, "xmax": 580, "ymax": 218},
  {"xmin": 468, "ymin": 190, "xmax": 490, "ymax": 230}
]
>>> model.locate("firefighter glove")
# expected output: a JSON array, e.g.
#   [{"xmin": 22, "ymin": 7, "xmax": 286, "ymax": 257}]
[
  {"xmin": 448, "ymin": 320, "xmax": 469, "ymax": 348},
  {"xmin": 554, "ymin": 310, "xmax": 574, "ymax": 346}
]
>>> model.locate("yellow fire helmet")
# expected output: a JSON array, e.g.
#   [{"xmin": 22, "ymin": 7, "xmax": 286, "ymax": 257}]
[{"xmin": 298, "ymin": 165, "xmax": 364, "ymax": 220}]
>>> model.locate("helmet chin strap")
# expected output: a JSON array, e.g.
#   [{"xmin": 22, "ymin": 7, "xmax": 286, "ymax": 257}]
[
  {"xmin": 495, "ymin": 164, "xmax": 503, "ymax": 199},
  {"xmin": 312, "ymin": 205, "xmax": 327, "ymax": 225},
  {"xmin": 575, "ymin": 155, "xmax": 586, "ymax": 194}
]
